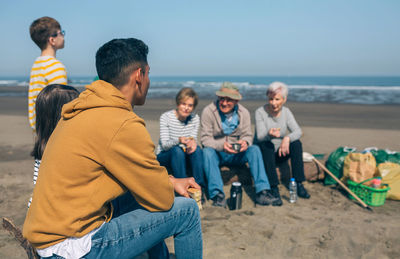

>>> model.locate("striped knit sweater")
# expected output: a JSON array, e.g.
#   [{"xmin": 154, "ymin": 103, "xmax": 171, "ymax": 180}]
[
  {"xmin": 29, "ymin": 56, "xmax": 67, "ymax": 130},
  {"xmin": 28, "ymin": 159, "xmax": 41, "ymax": 208},
  {"xmin": 156, "ymin": 109, "xmax": 200, "ymax": 154}
]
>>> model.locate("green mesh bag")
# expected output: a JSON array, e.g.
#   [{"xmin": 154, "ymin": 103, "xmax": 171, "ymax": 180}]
[
  {"xmin": 370, "ymin": 149, "xmax": 388, "ymax": 165},
  {"xmin": 387, "ymin": 152, "xmax": 400, "ymax": 164},
  {"xmin": 369, "ymin": 149, "xmax": 400, "ymax": 165}
]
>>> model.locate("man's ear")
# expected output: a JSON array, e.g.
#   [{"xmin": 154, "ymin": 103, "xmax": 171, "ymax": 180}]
[{"xmin": 135, "ymin": 67, "xmax": 142, "ymax": 86}]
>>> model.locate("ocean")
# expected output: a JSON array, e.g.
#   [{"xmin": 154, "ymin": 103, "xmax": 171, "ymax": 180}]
[{"xmin": 1, "ymin": 76, "xmax": 400, "ymax": 105}]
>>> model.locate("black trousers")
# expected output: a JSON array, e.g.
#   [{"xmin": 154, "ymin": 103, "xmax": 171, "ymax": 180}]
[{"xmin": 258, "ymin": 139, "xmax": 305, "ymax": 187}]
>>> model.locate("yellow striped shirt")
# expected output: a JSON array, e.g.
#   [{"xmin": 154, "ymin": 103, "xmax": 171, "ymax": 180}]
[{"xmin": 29, "ymin": 56, "xmax": 67, "ymax": 130}]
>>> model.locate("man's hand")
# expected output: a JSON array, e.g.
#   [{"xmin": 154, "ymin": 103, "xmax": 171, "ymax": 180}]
[
  {"xmin": 237, "ymin": 139, "xmax": 248, "ymax": 152},
  {"xmin": 278, "ymin": 136, "xmax": 290, "ymax": 157},
  {"xmin": 169, "ymin": 175, "xmax": 200, "ymax": 198},
  {"xmin": 268, "ymin": 128, "xmax": 281, "ymax": 138},
  {"xmin": 223, "ymin": 141, "xmax": 237, "ymax": 154}
]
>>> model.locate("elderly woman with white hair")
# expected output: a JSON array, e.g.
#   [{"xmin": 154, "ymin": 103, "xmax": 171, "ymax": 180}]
[{"xmin": 255, "ymin": 81, "xmax": 310, "ymax": 206}]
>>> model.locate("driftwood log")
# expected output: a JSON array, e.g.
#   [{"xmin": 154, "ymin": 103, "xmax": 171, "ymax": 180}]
[{"xmin": 2, "ymin": 217, "xmax": 39, "ymax": 259}]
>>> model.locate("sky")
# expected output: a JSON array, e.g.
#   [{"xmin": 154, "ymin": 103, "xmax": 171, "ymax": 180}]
[{"xmin": 0, "ymin": 0, "xmax": 399, "ymax": 77}]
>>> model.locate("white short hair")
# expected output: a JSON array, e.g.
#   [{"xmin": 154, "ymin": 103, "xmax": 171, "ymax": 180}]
[{"xmin": 267, "ymin": 81, "xmax": 288, "ymax": 99}]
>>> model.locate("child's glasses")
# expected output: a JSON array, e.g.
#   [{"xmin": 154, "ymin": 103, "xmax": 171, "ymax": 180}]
[{"xmin": 51, "ymin": 30, "xmax": 65, "ymax": 37}]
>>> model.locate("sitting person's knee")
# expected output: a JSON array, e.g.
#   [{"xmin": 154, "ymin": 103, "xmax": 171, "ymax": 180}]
[
  {"xmin": 291, "ymin": 139, "xmax": 301, "ymax": 145},
  {"xmin": 203, "ymin": 147, "xmax": 217, "ymax": 157},
  {"xmin": 173, "ymin": 197, "xmax": 200, "ymax": 216},
  {"xmin": 289, "ymin": 139, "xmax": 303, "ymax": 150},
  {"xmin": 191, "ymin": 146, "xmax": 203, "ymax": 156},
  {"xmin": 247, "ymin": 145, "xmax": 262, "ymax": 155},
  {"xmin": 171, "ymin": 145, "xmax": 186, "ymax": 158},
  {"xmin": 261, "ymin": 140, "xmax": 275, "ymax": 149}
]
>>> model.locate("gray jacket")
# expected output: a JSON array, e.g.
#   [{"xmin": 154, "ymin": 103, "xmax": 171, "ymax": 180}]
[{"xmin": 200, "ymin": 101, "xmax": 253, "ymax": 151}]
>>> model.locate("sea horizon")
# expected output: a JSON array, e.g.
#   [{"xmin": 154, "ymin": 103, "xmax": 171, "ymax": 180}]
[{"xmin": 1, "ymin": 75, "xmax": 400, "ymax": 105}]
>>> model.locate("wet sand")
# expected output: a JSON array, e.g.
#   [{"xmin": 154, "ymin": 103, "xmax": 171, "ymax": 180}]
[{"xmin": 1, "ymin": 96, "xmax": 399, "ymax": 258}]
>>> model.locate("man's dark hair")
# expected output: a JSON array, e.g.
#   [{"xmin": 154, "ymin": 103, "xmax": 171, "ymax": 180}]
[
  {"xmin": 30, "ymin": 16, "xmax": 61, "ymax": 50},
  {"xmin": 96, "ymin": 38, "xmax": 149, "ymax": 88}
]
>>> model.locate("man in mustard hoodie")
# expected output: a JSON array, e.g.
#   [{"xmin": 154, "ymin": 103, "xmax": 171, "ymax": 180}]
[{"xmin": 23, "ymin": 38, "xmax": 202, "ymax": 259}]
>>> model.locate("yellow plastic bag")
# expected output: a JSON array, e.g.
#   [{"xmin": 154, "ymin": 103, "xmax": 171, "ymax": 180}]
[
  {"xmin": 342, "ymin": 152, "xmax": 377, "ymax": 183},
  {"xmin": 378, "ymin": 162, "xmax": 400, "ymax": 200}
]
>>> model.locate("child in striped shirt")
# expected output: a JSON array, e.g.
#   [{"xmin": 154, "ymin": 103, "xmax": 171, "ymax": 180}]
[{"xmin": 28, "ymin": 17, "xmax": 67, "ymax": 130}]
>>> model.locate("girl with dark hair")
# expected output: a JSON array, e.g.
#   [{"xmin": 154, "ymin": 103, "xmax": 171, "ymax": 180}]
[{"xmin": 28, "ymin": 84, "xmax": 79, "ymax": 207}]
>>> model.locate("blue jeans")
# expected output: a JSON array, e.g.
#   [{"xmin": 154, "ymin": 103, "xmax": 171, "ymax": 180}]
[
  {"xmin": 203, "ymin": 145, "xmax": 270, "ymax": 199},
  {"xmin": 41, "ymin": 194, "xmax": 202, "ymax": 259},
  {"xmin": 157, "ymin": 145, "xmax": 205, "ymax": 188}
]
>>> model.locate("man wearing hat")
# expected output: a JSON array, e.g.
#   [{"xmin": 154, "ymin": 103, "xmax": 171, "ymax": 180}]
[{"xmin": 200, "ymin": 82, "xmax": 276, "ymax": 207}]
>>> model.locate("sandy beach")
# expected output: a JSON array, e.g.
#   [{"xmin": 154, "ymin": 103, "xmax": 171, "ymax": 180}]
[{"xmin": 1, "ymin": 95, "xmax": 400, "ymax": 258}]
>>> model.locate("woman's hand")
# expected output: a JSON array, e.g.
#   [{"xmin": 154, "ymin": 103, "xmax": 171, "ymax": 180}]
[
  {"xmin": 268, "ymin": 128, "xmax": 281, "ymax": 138},
  {"xmin": 179, "ymin": 136, "xmax": 188, "ymax": 144},
  {"xmin": 278, "ymin": 136, "xmax": 290, "ymax": 157},
  {"xmin": 185, "ymin": 138, "xmax": 197, "ymax": 154},
  {"xmin": 169, "ymin": 175, "xmax": 200, "ymax": 198}
]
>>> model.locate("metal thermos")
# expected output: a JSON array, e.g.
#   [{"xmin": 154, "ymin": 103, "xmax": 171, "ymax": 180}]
[{"xmin": 230, "ymin": 182, "xmax": 242, "ymax": 210}]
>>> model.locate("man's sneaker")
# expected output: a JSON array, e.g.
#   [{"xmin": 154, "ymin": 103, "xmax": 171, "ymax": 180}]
[
  {"xmin": 270, "ymin": 186, "xmax": 283, "ymax": 206},
  {"xmin": 255, "ymin": 190, "xmax": 277, "ymax": 206},
  {"xmin": 211, "ymin": 192, "xmax": 226, "ymax": 207},
  {"xmin": 297, "ymin": 182, "xmax": 310, "ymax": 199}
]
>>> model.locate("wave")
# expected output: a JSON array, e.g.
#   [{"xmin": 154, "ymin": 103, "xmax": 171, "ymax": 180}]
[
  {"xmin": 0, "ymin": 80, "xmax": 21, "ymax": 86},
  {"xmin": 1, "ymin": 76, "xmax": 400, "ymax": 104},
  {"xmin": 288, "ymin": 85, "xmax": 400, "ymax": 91}
]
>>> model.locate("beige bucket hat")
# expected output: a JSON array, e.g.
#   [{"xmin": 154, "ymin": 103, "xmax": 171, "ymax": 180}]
[{"xmin": 215, "ymin": 82, "xmax": 242, "ymax": 100}]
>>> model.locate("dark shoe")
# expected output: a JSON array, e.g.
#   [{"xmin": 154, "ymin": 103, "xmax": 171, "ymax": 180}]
[
  {"xmin": 211, "ymin": 192, "xmax": 226, "ymax": 207},
  {"xmin": 297, "ymin": 182, "xmax": 310, "ymax": 199},
  {"xmin": 255, "ymin": 190, "xmax": 277, "ymax": 206},
  {"xmin": 270, "ymin": 186, "xmax": 283, "ymax": 206}
]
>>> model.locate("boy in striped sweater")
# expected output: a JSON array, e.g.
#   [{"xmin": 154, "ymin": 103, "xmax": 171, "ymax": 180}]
[{"xmin": 28, "ymin": 16, "xmax": 67, "ymax": 130}]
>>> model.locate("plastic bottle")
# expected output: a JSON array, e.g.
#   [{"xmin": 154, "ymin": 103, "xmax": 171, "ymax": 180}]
[
  {"xmin": 371, "ymin": 178, "xmax": 382, "ymax": 189},
  {"xmin": 289, "ymin": 178, "xmax": 297, "ymax": 203}
]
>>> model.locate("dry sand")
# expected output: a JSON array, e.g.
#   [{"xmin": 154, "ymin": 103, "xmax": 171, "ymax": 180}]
[{"xmin": 1, "ymin": 96, "xmax": 399, "ymax": 258}]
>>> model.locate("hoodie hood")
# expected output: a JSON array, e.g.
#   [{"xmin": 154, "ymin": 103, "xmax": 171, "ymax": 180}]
[{"xmin": 62, "ymin": 80, "xmax": 132, "ymax": 119}]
